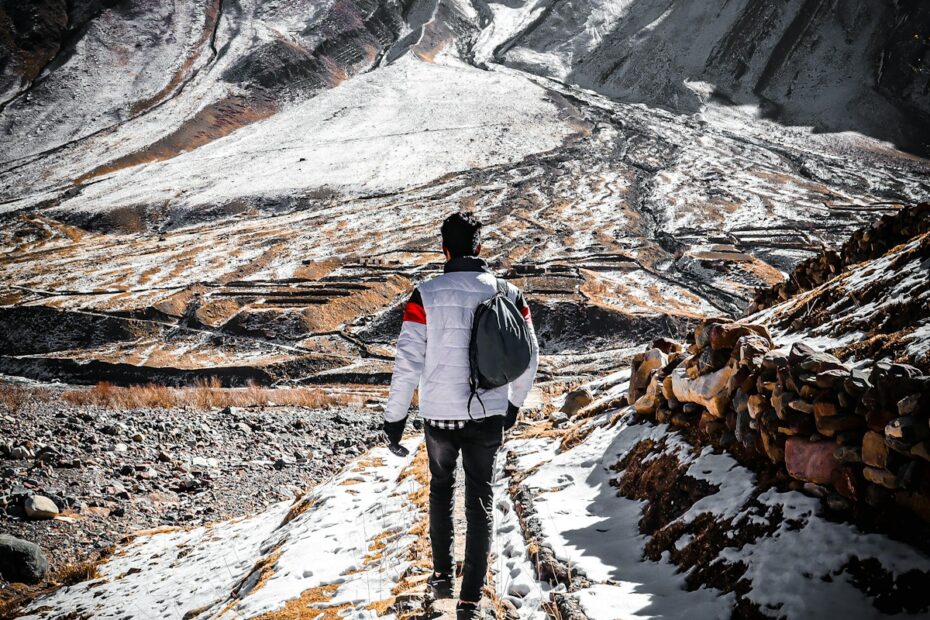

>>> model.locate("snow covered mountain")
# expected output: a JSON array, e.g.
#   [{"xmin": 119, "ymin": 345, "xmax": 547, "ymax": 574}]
[{"xmin": 1, "ymin": 1, "xmax": 928, "ymax": 387}]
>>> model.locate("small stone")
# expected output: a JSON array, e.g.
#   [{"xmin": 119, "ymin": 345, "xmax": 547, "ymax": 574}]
[
  {"xmin": 843, "ymin": 371, "xmax": 871, "ymax": 395},
  {"xmin": 862, "ymin": 431, "xmax": 889, "ymax": 468},
  {"xmin": 897, "ymin": 394, "xmax": 921, "ymax": 416},
  {"xmin": 549, "ymin": 411, "xmax": 570, "ymax": 427},
  {"xmin": 833, "ymin": 446, "xmax": 861, "ymax": 464},
  {"xmin": 0, "ymin": 534, "xmax": 48, "ymax": 584},
  {"xmin": 560, "ymin": 389, "xmax": 594, "ymax": 416},
  {"xmin": 813, "ymin": 401, "xmax": 838, "ymax": 418},
  {"xmin": 273, "ymin": 459, "xmax": 287, "ymax": 470},
  {"xmin": 824, "ymin": 494, "xmax": 852, "ymax": 512},
  {"xmin": 747, "ymin": 395, "xmax": 769, "ymax": 420},
  {"xmin": 863, "ymin": 466, "xmax": 898, "ymax": 489},
  {"xmin": 802, "ymin": 482, "xmax": 829, "ymax": 498},
  {"xmin": 157, "ymin": 451, "xmax": 172, "ymax": 463},
  {"xmin": 10, "ymin": 446, "xmax": 34, "ymax": 460},
  {"xmin": 761, "ymin": 431, "xmax": 785, "ymax": 463},
  {"xmin": 815, "ymin": 414, "xmax": 863, "ymax": 437},
  {"xmin": 886, "ymin": 416, "xmax": 929, "ymax": 446},
  {"xmin": 911, "ymin": 441, "xmax": 930, "ymax": 462},
  {"xmin": 815, "ymin": 369, "xmax": 848, "ymax": 389},
  {"xmin": 132, "ymin": 433, "xmax": 145, "ymax": 443},
  {"xmin": 24, "ymin": 495, "xmax": 59, "ymax": 520},
  {"xmin": 866, "ymin": 408, "xmax": 896, "ymax": 434},
  {"xmin": 787, "ymin": 399, "xmax": 814, "ymax": 414},
  {"xmin": 833, "ymin": 465, "xmax": 861, "ymax": 501},
  {"xmin": 114, "ymin": 443, "xmax": 129, "ymax": 453}
]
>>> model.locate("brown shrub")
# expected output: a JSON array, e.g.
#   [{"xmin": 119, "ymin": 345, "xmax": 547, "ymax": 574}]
[
  {"xmin": 61, "ymin": 381, "xmax": 363, "ymax": 411},
  {"xmin": 0, "ymin": 383, "xmax": 26, "ymax": 414}
]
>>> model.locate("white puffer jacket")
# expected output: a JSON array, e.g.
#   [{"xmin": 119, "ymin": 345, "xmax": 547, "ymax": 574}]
[{"xmin": 384, "ymin": 257, "xmax": 539, "ymax": 423}]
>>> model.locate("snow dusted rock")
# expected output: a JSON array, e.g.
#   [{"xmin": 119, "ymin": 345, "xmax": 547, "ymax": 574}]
[
  {"xmin": 0, "ymin": 534, "xmax": 48, "ymax": 584},
  {"xmin": 24, "ymin": 495, "xmax": 59, "ymax": 520}
]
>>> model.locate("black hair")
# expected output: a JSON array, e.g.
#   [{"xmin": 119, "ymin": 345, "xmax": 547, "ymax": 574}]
[{"xmin": 441, "ymin": 212, "xmax": 482, "ymax": 258}]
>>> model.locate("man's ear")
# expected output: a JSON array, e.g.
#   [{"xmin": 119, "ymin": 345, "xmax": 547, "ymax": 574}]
[
  {"xmin": 474, "ymin": 243, "xmax": 482, "ymax": 256},
  {"xmin": 442, "ymin": 246, "xmax": 452, "ymax": 261}
]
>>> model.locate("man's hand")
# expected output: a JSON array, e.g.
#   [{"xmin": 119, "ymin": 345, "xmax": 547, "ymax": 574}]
[
  {"xmin": 505, "ymin": 402, "xmax": 519, "ymax": 431},
  {"xmin": 383, "ymin": 417, "xmax": 409, "ymax": 457}
]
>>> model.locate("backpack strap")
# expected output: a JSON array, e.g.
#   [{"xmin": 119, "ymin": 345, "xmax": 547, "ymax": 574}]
[{"xmin": 496, "ymin": 278, "xmax": 509, "ymax": 299}]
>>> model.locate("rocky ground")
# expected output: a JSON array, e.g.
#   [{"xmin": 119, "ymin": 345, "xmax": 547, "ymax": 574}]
[{"xmin": 0, "ymin": 393, "xmax": 387, "ymax": 585}]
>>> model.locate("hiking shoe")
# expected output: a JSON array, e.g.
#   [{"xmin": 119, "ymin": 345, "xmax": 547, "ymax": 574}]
[
  {"xmin": 427, "ymin": 572, "xmax": 454, "ymax": 599},
  {"xmin": 456, "ymin": 601, "xmax": 484, "ymax": 620}
]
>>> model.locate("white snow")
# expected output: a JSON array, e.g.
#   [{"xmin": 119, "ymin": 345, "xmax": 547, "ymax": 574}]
[{"xmin": 47, "ymin": 56, "xmax": 574, "ymax": 214}]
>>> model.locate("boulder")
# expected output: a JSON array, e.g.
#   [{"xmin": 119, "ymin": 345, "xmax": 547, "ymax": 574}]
[
  {"xmin": 670, "ymin": 361, "xmax": 736, "ymax": 418},
  {"xmin": 708, "ymin": 323, "xmax": 772, "ymax": 351},
  {"xmin": 560, "ymin": 389, "xmax": 594, "ymax": 416},
  {"xmin": 0, "ymin": 534, "xmax": 48, "ymax": 584},
  {"xmin": 24, "ymin": 495, "xmax": 59, "ymax": 520},
  {"xmin": 785, "ymin": 437, "xmax": 841, "ymax": 485}
]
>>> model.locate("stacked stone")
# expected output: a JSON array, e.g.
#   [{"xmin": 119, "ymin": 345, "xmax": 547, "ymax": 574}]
[
  {"xmin": 627, "ymin": 317, "xmax": 930, "ymax": 521},
  {"xmin": 747, "ymin": 202, "xmax": 930, "ymax": 313}
]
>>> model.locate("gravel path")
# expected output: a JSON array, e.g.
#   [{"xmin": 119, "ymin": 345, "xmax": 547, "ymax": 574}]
[{"xmin": 0, "ymin": 396, "xmax": 387, "ymax": 582}]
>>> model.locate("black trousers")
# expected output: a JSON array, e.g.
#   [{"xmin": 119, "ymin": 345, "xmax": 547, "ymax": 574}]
[{"xmin": 424, "ymin": 416, "xmax": 504, "ymax": 603}]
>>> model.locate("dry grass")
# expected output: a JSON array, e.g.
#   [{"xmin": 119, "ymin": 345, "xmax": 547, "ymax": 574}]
[
  {"xmin": 61, "ymin": 379, "xmax": 364, "ymax": 411},
  {"xmin": 0, "ymin": 382, "xmax": 27, "ymax": 414},
  {"xmin": 249, "ymin": 583, "xmax": 346, "ymax": 620},
  {"xmin": 0, "ymin": 557, "xmax": 107, "ymax": 619}
]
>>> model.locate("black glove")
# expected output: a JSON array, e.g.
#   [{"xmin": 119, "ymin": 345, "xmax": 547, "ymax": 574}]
[
  {"xmin": 383, "ymin": 417, "xmax": 409, "ymax": 457},
  {"xmin": 505, "ymin": 402, "xmax": 519, "ymax": 431}
]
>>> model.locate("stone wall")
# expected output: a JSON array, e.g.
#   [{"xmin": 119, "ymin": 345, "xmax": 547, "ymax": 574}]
[
  {"xmin": 628, "ymin": 318, "xmax": 930, "ymax": 522},
  {"xmin": 746, "ymin": 203, "xmax": 930, "ymax": 314}
]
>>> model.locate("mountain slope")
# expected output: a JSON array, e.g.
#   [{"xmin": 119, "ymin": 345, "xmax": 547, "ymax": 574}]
[{"xmin": 0, "ymin": 0, "xmax": 928, "ymax": 389}]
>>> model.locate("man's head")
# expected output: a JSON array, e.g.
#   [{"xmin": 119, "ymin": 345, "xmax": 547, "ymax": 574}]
[{"xmin": 441, "ymin": 212, "xmax": 482, "ymax": 260}]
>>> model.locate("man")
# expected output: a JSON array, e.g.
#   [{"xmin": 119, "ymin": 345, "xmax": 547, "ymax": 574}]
[{"xmin": 382, "ymin": 212, "xmax": 539, "ymax": 619}]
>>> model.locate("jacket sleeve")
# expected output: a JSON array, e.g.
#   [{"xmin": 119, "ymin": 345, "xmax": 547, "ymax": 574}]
[
  {"xmin": 384, "ymin": 289, "xmax": 427, "ymax": 423},
  {"xmin": 508, "ymin": 287, "xmax": 539, "ymax": 408}
]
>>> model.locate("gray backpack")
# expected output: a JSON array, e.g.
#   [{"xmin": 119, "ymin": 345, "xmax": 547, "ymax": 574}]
[{"xmin": 467, "ymin": 279, "xmax": 532, "ymax": 417}]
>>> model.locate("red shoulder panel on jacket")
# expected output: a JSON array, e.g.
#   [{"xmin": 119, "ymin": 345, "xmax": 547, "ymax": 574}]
[{"xmin": 402, "ymin": 301, "xmax": 426, "ymax": 324}]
